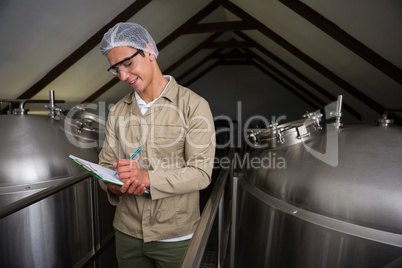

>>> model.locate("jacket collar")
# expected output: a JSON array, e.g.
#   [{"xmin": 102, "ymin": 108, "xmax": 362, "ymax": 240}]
[
  {"xmin": 122, "ymin": 75, "xmax": 179, "ymax": 106},
  {"xmin": 160, "ymin": 76, "xmax": 178, "ymax": 103}
]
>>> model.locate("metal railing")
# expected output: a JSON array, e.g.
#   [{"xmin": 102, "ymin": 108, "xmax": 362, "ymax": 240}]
[
  {"xmin": 0, "ymin": 173, "xmax": 90, "ymax": 220},
  {"xmin": 181, "ymin": 148, "xmax": 237, "ymax": 268}
]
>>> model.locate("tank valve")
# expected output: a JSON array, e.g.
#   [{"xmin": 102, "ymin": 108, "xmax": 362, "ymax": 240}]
[
  {"xmin": 248, "ymin": 131, "xmax": 259, "ymax": 144},
  {"xmin": 269, "ymin": 122, "xmax": 285, "ymax": 144},
  {"xmin": 276, "ymin": 130, "xmax": 285, "ymax": 144},
  {"xmin": 303, "ymin": 111, "xmax": 323, "ymax": 130},
  {"xmin": 330, "ymin": 95, "xmax": 343, "ymax": 129},
  {"xmin": 377, "ymin": 113, "xmax": 394, "ymax": 127}
]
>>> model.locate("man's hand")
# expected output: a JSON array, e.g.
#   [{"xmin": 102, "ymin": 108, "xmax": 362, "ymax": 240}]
[{"xmin": 110, "ymin": 159, "xmax": 150, "ymax": 196}]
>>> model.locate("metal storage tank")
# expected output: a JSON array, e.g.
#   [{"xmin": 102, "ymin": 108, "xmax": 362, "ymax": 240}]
[
  {"xmin": 0, "ymin": 93, "xmax": 115, "ymax": 267},
  {"xmin": 235, "ymin": 98, "xmax": 402, "ymax": 268}
]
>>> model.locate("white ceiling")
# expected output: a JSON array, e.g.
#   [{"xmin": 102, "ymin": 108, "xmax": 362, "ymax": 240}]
[{"xmin": 0, "ymin": 0, "xmax": 401, "ymax": 124}]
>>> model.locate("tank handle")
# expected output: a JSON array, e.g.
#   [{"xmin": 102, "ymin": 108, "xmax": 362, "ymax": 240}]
[{"xmin": 377, "ymin": 109, "xmax": 402, "ymax": 127}]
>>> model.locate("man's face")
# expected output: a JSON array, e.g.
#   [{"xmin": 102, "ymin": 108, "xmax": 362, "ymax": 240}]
[{"xmin": 106, "ymin": 46, "xmax": 154, "ymax": 94}]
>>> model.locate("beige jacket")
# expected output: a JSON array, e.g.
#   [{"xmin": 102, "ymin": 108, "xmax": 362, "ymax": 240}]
[{"xmin": 98, "ymin": 77, "xmax": 215, "ymax": 242}]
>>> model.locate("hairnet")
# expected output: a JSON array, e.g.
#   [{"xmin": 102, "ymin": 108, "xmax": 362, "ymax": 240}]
[{"xmin": 100, "ymin": 22, "xmax": 158, "ymax": 58}]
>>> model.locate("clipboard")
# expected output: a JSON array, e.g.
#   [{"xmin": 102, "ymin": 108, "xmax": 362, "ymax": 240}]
[
  {"xmin": 68, "ymin": 155, "xmax": 124, "ymax": 186},
  {"xmin": 68, "ymin": 155, "xmax": 151, "ymax": 195}
]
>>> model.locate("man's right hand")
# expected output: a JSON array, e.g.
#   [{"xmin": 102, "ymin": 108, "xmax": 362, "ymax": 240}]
[{"xmin": 105, "ymin": 179, "xmax": 148, "ymax": 196}]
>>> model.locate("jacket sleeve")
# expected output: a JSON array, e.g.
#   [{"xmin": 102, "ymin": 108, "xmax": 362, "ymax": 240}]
[{"xmin": 148, "ymin": 99, "xmax": 216, "ymax": 200}]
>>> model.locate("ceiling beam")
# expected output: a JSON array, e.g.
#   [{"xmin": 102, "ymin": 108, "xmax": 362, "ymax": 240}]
[
  {"xmin": 163, "ymin": 32, "xmax": 223, "ymax": 74},
  {"xmin": 81, "ymin": 78, "xmax": 119, "ymax": 104},
  {"xmin": 218, "ymin": 60, "xmax": 254, "ymax": 65},
  {"xmin": 164, "ymin": 45, "xmax": 338, "ymax": 115},
  {"xmin": 213, "ymin": 47, "xmax": 254, "ymax": 61},
  {"xmin": 178, "ymin": 50, "xmax": 222, "ymax": 83},
  {"xmin": 252, "ymin": 62, "xmax": 319, "ymax": 110},
  {"xmin": 203, "ymin": 40, "xmax": 255, "ymax": 48},
  {"xmin": 212, "ymin": 52, "xmax": 252, "ymax": 60},
  {"xmin": 16, "ymin": 0, "xmax": 151, "ymax": 100},
  {"xmin": 279, "ymin": 0, "xmax": 402, "ymax": 85},
  {"xmin": 221, "ymin": 0, "xmax": 387, "ymax": 116},
  {"xmin": 184, "ymin": 21, "xmax": 254, "ymax": 34},
  {"xmin": 157, "ymin": 0, "xmax": 220, "ymax": 50},
  {"xmin": 244, "ymin": 48, "xmax": 324, "ymax": 108},
  {"xmin": 182, "ymin": 61, "xmax": 221, "ymax": 88},
  {"xmin": 234, "ymin": 31, "xmax": 362, "ymax": 120},
  {"xmin": 181, "ymin": 48, "xmax": 320, "ymax": 110}
]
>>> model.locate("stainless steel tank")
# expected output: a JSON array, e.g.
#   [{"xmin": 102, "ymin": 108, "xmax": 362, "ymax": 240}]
[
  {"xmin": 235, "ymin": 102, "xmax": 402, "ymax": 268},
  {"xmin": 0, "ymin": 95, "xmax": 114, "ymax": 267}
]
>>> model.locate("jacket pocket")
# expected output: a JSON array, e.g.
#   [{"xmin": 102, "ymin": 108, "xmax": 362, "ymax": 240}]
[
  {"xmin": 174, "ymin": 192, "xmax": 200, "ymax": 226},
  {"xmin": 151, "ymin": 125, "xmax": 186, "ymax": 161}
]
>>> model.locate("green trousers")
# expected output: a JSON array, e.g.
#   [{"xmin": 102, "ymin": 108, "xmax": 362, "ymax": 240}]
[{"xmin": 115, "ymin": 230, "xmax": 190, "ymax": 268}]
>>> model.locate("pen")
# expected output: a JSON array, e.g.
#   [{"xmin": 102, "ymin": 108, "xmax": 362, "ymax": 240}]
[{"xmin": 114, "ymin": 148, "xmax": 141, "ymax": 176}]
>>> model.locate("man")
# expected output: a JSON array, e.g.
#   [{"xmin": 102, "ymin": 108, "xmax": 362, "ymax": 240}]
[{"xmin": 98, "ymin": 22, "xmax": 216, "ymax": 268}]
